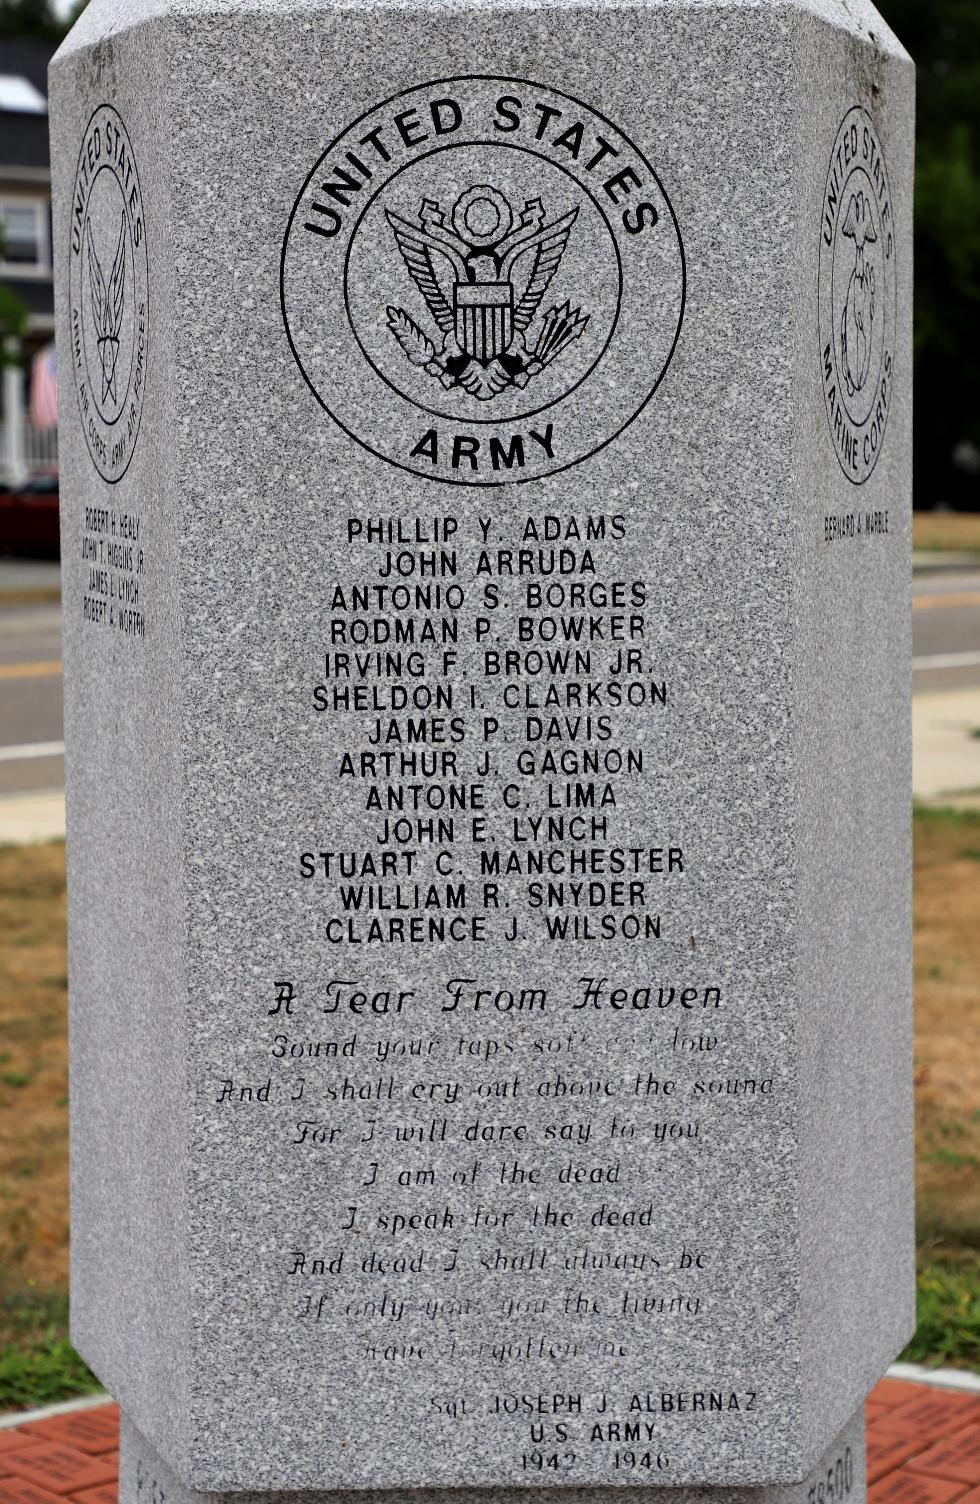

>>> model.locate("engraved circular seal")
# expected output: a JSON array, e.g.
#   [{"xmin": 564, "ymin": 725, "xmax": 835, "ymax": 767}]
[
  {"xmin": 818, "ymin": 106, "xmax": 896, "ymax": 486},
  {"xmin": 68, "ymin": 103, "xmax": 149, "ymax": 484},
  {"xmin": 281, "ymin": 76, "xmax": 685, "ymax": 485}
]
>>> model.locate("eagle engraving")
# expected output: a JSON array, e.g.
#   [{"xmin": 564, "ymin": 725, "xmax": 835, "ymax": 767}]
[
  {"xmin": 86, "ymin": 213, "xmax": 127, "ymax": 405},
  {"xmin": 385, "ymin": 185, "xmax": 589, "ymax": 400}
]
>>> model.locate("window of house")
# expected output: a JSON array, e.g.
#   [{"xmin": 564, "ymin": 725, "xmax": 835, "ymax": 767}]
[{"xmin": 0, "ymin": 200, "xmax": 46, "ymax": 269}]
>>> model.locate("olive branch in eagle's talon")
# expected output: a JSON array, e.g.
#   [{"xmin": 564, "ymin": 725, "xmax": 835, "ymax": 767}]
[
  {"xmin": 386, "ymin": 306, "xmax": 457, "ymax": 388},
  {"xmin": 386, "ymin": 306, "xmax": 435, "ymax": 365}
]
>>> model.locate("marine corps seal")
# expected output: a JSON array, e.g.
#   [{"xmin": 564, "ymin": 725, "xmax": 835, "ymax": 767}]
[
  {"xmin": 281, "ymin": 76, "xmax": 685, "ymax": 484},
  {"xmin": 819, "ymin": 106, "xmax": 896, "ymax": 486},
  {"xmin": 68, "ymin": 104, "xmax": 148, "ymax": 484}
]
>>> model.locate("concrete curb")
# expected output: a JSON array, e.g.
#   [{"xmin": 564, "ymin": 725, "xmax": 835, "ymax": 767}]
[
  {"xmin": 0, "ymin": 1391, "xmax": 110, "ymax": 1427},
  {"xmin": 888, "ymin": 1360, "xmax": 980, "ymax": 1394}
]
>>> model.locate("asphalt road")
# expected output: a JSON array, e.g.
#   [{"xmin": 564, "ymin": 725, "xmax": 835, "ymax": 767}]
[
  {"xmin": 1, "ymin": 570, "xmax": 978, "ymax": 800},
  {"xmin": 911, "ymin": 569, "xmax": 980, "ymax": 692},
  {"xmin": 0, "ymin": 602, "xmax": 64, "ymax": 798}
]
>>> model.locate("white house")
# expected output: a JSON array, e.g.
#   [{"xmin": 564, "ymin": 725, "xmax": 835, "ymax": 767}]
[{"xmin": 1, "ymin": 38, "xmax": 58, "ymax": 484}]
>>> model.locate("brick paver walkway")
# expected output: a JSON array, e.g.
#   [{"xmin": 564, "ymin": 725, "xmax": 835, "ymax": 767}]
[
  {"xmin": 0, "ymin": 1381, "xmax": 978, "ymax": 1502},
  {"xmin": 868, "ymin": 1380, "xmax": 980, "ymax": 1503}
]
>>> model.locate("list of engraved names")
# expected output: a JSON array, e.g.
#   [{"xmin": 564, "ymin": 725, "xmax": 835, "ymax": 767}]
[{"xmin": 214, "ymin": 509, "xmax": 776, "ymax": 1477}]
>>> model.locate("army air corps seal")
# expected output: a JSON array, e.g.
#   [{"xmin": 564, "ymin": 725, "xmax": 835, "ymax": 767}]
[
  {"xmin": 281, "ymin": 76, "xmax": 685, "ymax": 484},
  {"xmin": 68, "ymin": 103, "xmax": 148, "ymax": 484}
]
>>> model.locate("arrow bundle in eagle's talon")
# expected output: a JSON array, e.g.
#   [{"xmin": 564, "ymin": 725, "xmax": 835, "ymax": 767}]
[{"xmin": 532, "ymin": 302, "xmax": 590, "ymax": 368}]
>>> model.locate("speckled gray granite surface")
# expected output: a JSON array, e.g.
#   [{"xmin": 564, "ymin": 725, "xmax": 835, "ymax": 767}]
[{"xmin": 50, "ymin": 0, "xmax": 912, "ymax": 1494}]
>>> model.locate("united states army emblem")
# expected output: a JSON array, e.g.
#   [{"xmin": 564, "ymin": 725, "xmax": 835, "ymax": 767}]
[
  {"xmin": 281, "ymin": 77, "xmax": 685, "ymax": 484},
  {"xmin": 386, "ymin": 184, "xmax": 589, "ymax": 401}
]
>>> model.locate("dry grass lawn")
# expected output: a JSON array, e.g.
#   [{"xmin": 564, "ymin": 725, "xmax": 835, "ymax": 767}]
[
  {"xmin": 914, "ymin": 511, "xmax": 980, "ymax": 556},
  {"xmin": 914, "ymin": 807, "xmax": 980, "ymax": 1249},
  {"xmin": 0, "ymin": 825, "xmax": 977, "ymax": 1391},
  {"xmin": 0, "ymin": 840, "xmax": 69, "ymax": 1290}
]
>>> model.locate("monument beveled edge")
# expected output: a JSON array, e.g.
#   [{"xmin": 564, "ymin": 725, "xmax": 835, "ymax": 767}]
[{"xmin": 49, "ymin": 0, "xmax": 913, "ymax": 1496}]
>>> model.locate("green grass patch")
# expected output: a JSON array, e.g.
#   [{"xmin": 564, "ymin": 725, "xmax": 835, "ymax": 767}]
[
  {"xmin": 913, "ymin": 802, "xmax": 980, "ymax": 831},
  {"xmin": 927, "ymin": 1146, "xmax": 980, "ymax": 1170},
  {"xmin": 0, "ymin": 1289, "xmax": 101, "ymax": 1410},
  {"xmin": 901, "ymin": 1250, "xmax": 980, "ymax": 1368},
  {"xmin": 1, "ymin": 1071, "xmax": 31, "ymax": 1089}
]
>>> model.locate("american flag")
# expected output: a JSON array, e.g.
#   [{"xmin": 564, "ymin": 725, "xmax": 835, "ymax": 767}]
[{"xmin": 30, "ymin": 343, "xmax": 58, "ymax": 430}]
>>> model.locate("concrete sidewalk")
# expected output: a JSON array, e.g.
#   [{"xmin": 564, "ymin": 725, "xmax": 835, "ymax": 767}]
[
  {"xmin": 913, "ymin": 690, "xmax": 980, "ymax": 807},
  {"xmin": 0, "ymin": 789, "xmax": 65, "ymax": 845},
  {"xmin": 0, "ymin": 561, "xmax": 60, "ymax": 590}
]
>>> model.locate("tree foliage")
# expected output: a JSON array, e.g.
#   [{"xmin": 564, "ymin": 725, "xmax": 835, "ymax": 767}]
[
  {"xmin": 876, "ymin": 0, "xmax": 980, "ymax": 501},
  {"xmin": 0, "ymin": 0, "xmax": 64, "ymax": 40}
]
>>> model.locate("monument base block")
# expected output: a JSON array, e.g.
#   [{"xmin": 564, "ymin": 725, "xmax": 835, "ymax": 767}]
[{"xmin": 119, "ymin": 1407, "xmax": 866, "ymax": 1504}]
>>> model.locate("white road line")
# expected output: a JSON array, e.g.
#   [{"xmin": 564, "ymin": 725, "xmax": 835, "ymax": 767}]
[
  {"xmin": 913, "ymin": 650, "xmax": 980, "ymax": 671},
  {"xmin": 0, "ymin": 739, "xmax": 65, "ymax": 762}
]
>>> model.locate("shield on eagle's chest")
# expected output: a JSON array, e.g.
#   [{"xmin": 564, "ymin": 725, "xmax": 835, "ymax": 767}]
[{"xmin": 455, "ymin": 281, "xmax": 513, "ymax": 362}]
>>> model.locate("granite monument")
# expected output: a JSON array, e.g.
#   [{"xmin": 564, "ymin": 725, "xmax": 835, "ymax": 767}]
[{"xmin": 49, "ymin": 0, "xmax": 914, "ymax": 1501}]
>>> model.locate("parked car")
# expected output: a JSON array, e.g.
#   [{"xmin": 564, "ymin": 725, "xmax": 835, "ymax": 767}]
[{"xmin": 0, "ymin": 471, "xmax": 60, "ymax": 557}]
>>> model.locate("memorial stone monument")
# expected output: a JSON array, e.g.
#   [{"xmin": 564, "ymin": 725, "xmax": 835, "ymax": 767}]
[{"xmin": 49, "ymin": 1, "xmax": 914, "ymax": 1502}]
